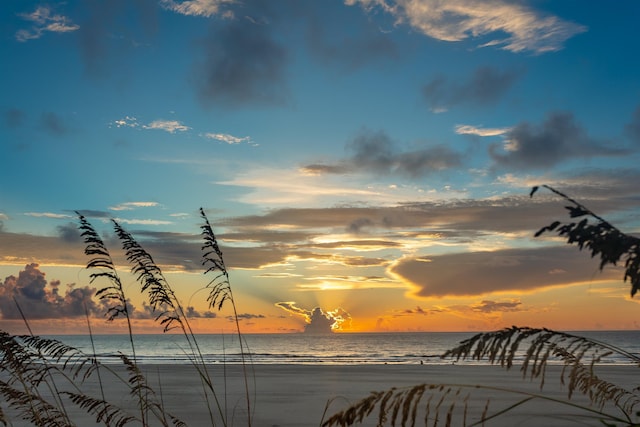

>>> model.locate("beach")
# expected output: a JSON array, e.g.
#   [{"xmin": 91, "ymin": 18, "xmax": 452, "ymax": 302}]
[{"xmin": 5, "ymin": 363, "xmax": 637, "ymax": 426}]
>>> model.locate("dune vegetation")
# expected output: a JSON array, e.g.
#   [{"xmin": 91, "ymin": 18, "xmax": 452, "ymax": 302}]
[
  {"xmin": 0, "ymin": 208, "xmax": 252, "ymax": 426},
  {"xmin": 0, "ymin": 186, "xmax": 639, "ymax": 426},
  {"xmin": 323, "ymin": 185, "xmax": 640, "ymax": 426}
]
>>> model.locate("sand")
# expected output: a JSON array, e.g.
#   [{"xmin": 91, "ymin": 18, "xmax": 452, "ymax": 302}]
[{"xmin": 3, "ymin": 363, "xmax": 638, "ymax": 426}]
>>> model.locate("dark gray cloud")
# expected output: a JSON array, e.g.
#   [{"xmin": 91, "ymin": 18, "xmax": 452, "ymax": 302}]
[
  {"xmin": 347, "ymin": 217, "xmax": 374, "ymax": 234},
  {"xmin": 304, "ymin": 308, "xmax": 336, "ymax": 334},
  {"xmin": 0, "ymin": 263, "xmax": 100, "ymax": 319},
  {"xmin": 301, "ymin": 129, "xmax": 463, "ymax": 179},
  {"xmin": 57, "ymin": 222, "xmax": 82, "ymax": 243},
  {"xmin": 186, "ymin": 306, "xmax": 217, "ymax": 319},
  {"xmin": 423, "ymin": 66, "xmax": 523, "ymax": 110},
  {"xmin": 468, "ymin": 300, "xmax": 523, "ymax": 313},
  {"xmin": 77, "ymin": 0, "xmax": 158, "ymax": 77},
  {"xmin": 227, "ymin": 313, "xmax": 266, "ymax": 322},
  {"xmin": 490, "ymin": 112, "xmax": 627, "ymax": 170},
  {"xmin": 625, "ymin": 105, "xmax": 640, "ymax": 145},
  {"xmin": 40, "ymin": 112, "xmax": 69, "ymax": 136},
  {"xmin": 193, "ymin": 16, "xmax": 289, "ymax": 108},
  {"xmin": 4, "ymin": 109, "xmax": 26, "ymax": 128},
  {"xmin": 305, "ymin": 14, "xmax": 398, "ymax": 69},
  {"xmin": 391, "ymin": 246, "xmax": 621, "ymax": 298},
  {"xmin": 75, "ymin": 209, "xmax": 112, "ymax": 219},
  {"xmin": 397, "ymin": 300, "xmax": 523, "ymax": 317}
]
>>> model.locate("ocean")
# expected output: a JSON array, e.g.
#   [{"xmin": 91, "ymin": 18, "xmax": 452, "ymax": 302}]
[{"xmin": 45, "ymin": 330, "xmax": 640, "ymax": 366}]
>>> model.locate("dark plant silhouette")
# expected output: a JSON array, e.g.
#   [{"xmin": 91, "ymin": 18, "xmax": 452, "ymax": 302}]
[
  {"xmin": 322, "ymin": 186, "xmax": 640, "ymax": 426},
  {"xmin": 0, "ymin": 208, "xmax": 250, "ymax": 426},
  {"xmin": 531, "ymin": 185, "xmax": 640, "ymax": 297}
]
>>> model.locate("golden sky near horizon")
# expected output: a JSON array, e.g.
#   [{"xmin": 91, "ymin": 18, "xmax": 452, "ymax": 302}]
[{"xmin": 2, "ymin": 1, "xmax": 640, "ymax": 335}]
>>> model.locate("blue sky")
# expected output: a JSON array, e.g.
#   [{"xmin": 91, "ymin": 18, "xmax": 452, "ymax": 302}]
[{"xmin": 2, "ymin": 0, "xmax": 640, "ymax": 334}]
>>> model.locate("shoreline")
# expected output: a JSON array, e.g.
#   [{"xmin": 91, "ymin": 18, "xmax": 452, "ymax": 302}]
[{"xmin": 2, "ymin": 364, "xmax": 638, "ymax": 426}]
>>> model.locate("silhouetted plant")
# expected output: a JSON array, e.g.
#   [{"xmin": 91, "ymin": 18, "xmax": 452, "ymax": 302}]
[
  {"xmin": 531, "ymin": 184, "xmax": 640, "ymax": 297},
  {"xmin": 323, "ymin": 186, "xmax": 640, "ymax": 426},
  {"xmin": 200, "ymin": 208, "xmax": 254, "ymax": 426},
  {"xmin": 0, "ymin": 208, "xmax": 249, "ymax": 426},
  {"xmin": 323, "ymin": 328, "xmax": 640, "ymax": 427}
]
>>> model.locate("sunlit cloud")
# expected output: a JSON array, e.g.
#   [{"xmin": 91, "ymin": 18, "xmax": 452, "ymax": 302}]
[
  {"xmin": 111, "ymin": 116, "xmax": 139, "ymax": 128},
  {"xmin": 296, "ymin": 275, "xmax": 403, "ymax": 291},
  {"xmin": 143, "ymin": 120, "xmax": 190, "ymax": 133},
  {"xmin": 160, "ymin": 0, "xmax": 236, "ymax": 18},
  {"xmin": 202, "ymin": 132, "xmax": 254, "ymax": 145},
  {"xmin": 16, "ymin": 5, "xmax": 79, "ymax": 42},
  {"xmin": 254, "ymin": 272, "xmax": 303, "ymax": 279},
  {"xmin": 113, "ymin": 218, "xmax": 172, "ymax": 226},
  {"xmin": 275, "ymin": 302, "xmax": 352, "ymax": 332},
  {"xmin": 348, "ymin": 0, "xmax": 587, "ymax": 54},
  {"xmin": 455, "ymin": 124, "xmax": 511, "ymax": 137},
  {"xmin": 24, "ymin": 212, "xmax": 72, "ymax": 219},
  {"xmin": 109, "ymin": 202, "xmax": 160, "ymax": 211},
  {"xmin": 218, "ymin": 167, "xmax": 382, "ymax": 206}
]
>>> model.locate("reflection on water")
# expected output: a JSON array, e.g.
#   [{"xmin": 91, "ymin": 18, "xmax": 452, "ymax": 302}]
[{"xmin": 45, "ymin": 330, "xmax": 640, "ymax": 365}]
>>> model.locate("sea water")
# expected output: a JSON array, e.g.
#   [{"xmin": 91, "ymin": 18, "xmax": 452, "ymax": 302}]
[{"xmin": 45, "ymin": 330, "xmax": 640, "ymax": 366}]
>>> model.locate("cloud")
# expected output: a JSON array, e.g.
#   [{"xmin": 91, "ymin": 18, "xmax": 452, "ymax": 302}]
[
  {"xmin": 109, "ymin": 202, "xmax": 160, "ymax": 211},
  {"xmin": 302, "ymin": 128, "xmax": 463, "ymax": 179},
  {"xmin": 275, "ymin": 302, "xmax": 351, "ymax": 333},
  {"xmin": 112, "ymin": 117, "xmax": 256, "ymax": 145},
  {"xmin": 455, "ymin": 124, "xmax": 511, "ymax": 137},
  {"xmin": 185, "ymin": 306, "xmax": 217, "ymax": 318},
  {"xmin": 4, "ymin": 178, "xmax": 639, "ymax": 278},
  {"xmin": 16, "ymin": 5, "xmax": 79, "ymax": 42},
  {"xmin": 143, "ymin": 120, "xmax": 190, "ymax": 133},
  {"xmin": 395, "ymin": 300, "xmax": 523, "ymax": 318},
  {"xmin": 305, "ymin": 12, "xmax": 398, "ymax": 69},
  {"xmin": 160, "ymin": 0, "xmax": 236, "ymax": 17},
  {"xmin": 227, "ymin": 313, "xmax": 266, "ymax": 322},
  {"xmin": 24, "ymin": 212, "xmax": 72, "ymax": 219},
  {"xmin": 468, "ymin": 299, "xmax": 523, "ymax": 313},
  {"xmin": 193, "ymin": 17, "xmax": 289, "ymax": 107},
  {"xmin": 112, "ymin": 116, "xmax": 140, "ymax": 129},
  {"xmin": 113, "ymin": 218, "xmax": 173, "ymax": 226},
  {"xmin": 202, "ymin": 133, "xmax": 253, "ymax": 145},
  {"xmin": 40, "ymin": 112, "xmax": 69, "ymax": 136},
  {"xmin": 347, "ymin": 0, "xmax": 586, "ymax": 54},
  {"xmin": 490, "ymin": 112, "xmax": 627, "ymax": 170},
  {"xmin": 4, "ymin": 109, "xmax": 26, "ymax": 128},
  {"xmin": 56, "ymin": 223, "xmax": 82, "ymax": 243},
  {"xmin": 390, "ymin": 246, "xmax": 620, "ymax": 298},
  {"xmin": 76, "ymin": 1, "xmax": 158, "ymax": 77},
  {"xmin": 422, "ymin": 66, "xmax": 523, "ymax": 111},
  {"xmin": 300, "ymin": 164, "xmax": 351, "ymax": 175},
  {"xmin": 0, "ymin": 264, "xmax": 100, "ymax": 319},
  {"xmin": 75, "ymin": 210, "xmax": 112, "ymax": 219}
]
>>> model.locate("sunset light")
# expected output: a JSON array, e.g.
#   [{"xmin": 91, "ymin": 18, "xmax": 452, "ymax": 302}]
[{"xmin": 2, "ymin": 1, "xmax": 640, "ymax": 337}]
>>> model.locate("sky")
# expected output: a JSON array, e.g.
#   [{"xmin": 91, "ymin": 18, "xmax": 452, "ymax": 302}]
[{"xmin": 2, "ymin": 0, "xmax": 640, "ymax": 335}]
